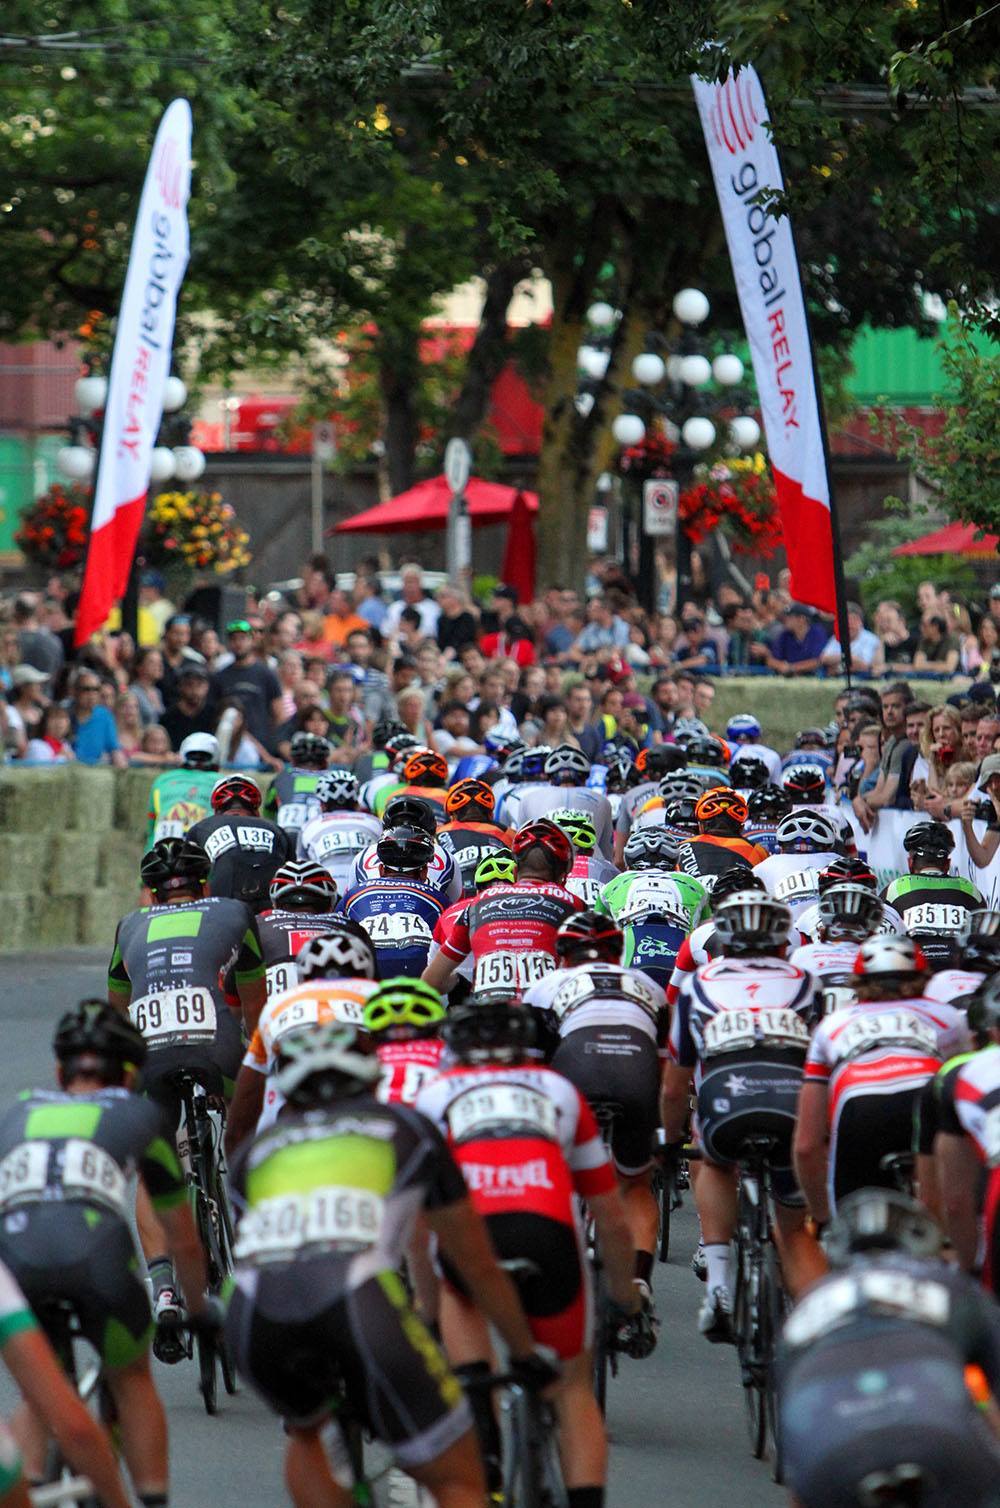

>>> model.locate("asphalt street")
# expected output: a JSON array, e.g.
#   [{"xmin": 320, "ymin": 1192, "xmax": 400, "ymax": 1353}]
[{"xmin": 0, "ymin": 950, "xmax": 782, "ymax": 1507}]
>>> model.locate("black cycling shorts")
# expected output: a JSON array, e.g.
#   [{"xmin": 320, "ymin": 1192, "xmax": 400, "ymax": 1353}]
[
  {"xmin": 780, "ymin": 1327, "xmax": 1000, "ymax": 1508},
  {"xmin": 696, "ymin": 1049, "xmax": 805, "ymax": 1207},
  {"xmin": 831, "ymin": 1084, "xmax": 921, "ymax": 1209},
  {"xmin": 0, "ymin": 1208, "xmax": 152, "ymax": 1369},
  {"xmin": 225, "ymin": 1265, "xmax": 472, "ymax": 1465},
  {"xmin": 141, "ymin": 1010, "xmax": 243, "ymax": 1128},
  {"xmin": 551, "ymin": 1024, "xmax": 660, "ymax": 1175}
]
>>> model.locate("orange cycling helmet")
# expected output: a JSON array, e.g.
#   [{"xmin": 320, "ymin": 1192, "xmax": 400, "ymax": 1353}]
[
  {"xmin": 445, "ymin": 778, "xmax": 496, "ymax": 819},
  {"xmin": 402, "ymin": 749, "xmax": 449, "ymax": 786},
  {"xmin": 694, "ymin": 787, "xmax": 748, "ymax": 825}
]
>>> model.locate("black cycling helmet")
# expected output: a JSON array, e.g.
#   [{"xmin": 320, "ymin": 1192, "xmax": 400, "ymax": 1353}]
[
  {"xmin": 441, "ymin": 997, "xmax": 537, "ymax": 1065},
  {"xmin": 824, "ymin": 1188, "xmax": 942, "ymax": 1267},
  {"xmin": 818, "ymin": 856, "xmax": 877, "ymax": 893},
  {"xmin": 289, "ymin": 731, "xmax": 332, "ymax": 770},
  {"xmin": 747, "ymin": 785, "xmax": 793, "ymax": 824},
  {"xmin": 679, "ymin": 732, "xmax": 729, "ymax": 767},
  {"xmin": 140, "ymin": 837, "xmax": 211, "ymax": 895},
  {"xmin": 555, "ymin": 909, "xmax": 623, "ymax": 965},
  {"xmin": 731, "ymin": 755, "xmax": 770, "ymax": 791},
  {"xmin": 662, "ymin": 797, "xmax": 699, "ymax": 833},
  {"xmin": 623, "ymin": 827, "xmax": 681, "ymax": 870},
  {"xmin": 372, "ymin": 718, "xmax": 408, "ymax": 750},
  {"xmin": 903, "ymin": 821, "xmax": 954, "ymax": 860},
  {"xmin": 53, "ymin": 999, "xmax": 147, "ymax": 1080},
  {"xmin": 274, "ymin": 1023, "xmax": 382, "ymax": 1107},
  {"xmin": 968, "ymin": 974, "xmax": 1000, "ymax": 1038},
  {"xmin": 377, "ymin": 824, "xmax": 435, "ymax": 874},
  {"xmin": 956, "ymin": 932, "xmax": 1000, "ymax": 974},
  {"xmin": 713, "ymin": 892, "xmax": 791, "ymax": 954},
  {"xmin": 636, "ymin": 744, "xmax": 688, "ymax": 778},
  {"xmin": 709, "ymin": 865, "xmax": 766, "ymax": 908},
  {"xmin": 604, "ymin": 751, "xmax": 639, "ymax": 795},
  {"xmin": 781, "ymin": 764, "xmax": 826, "ymax": 803},
  {"xmin": 383, "ymin": 795, "xmax": 437, "ymax": 836}
]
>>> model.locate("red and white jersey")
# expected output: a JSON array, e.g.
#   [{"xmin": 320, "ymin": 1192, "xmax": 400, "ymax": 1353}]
[
  {"xmin": 944, "ymin": 1046, "xmax": 1000, "ymax": 1163},
  {"xmin": 433, "ymin": 879, "xmax": 582, "ymax": 996},
  {"xmin": 566, "ymin": 852, "xmax": 618, "ymax": 908},
  {"xmin": 670, "ymin": 955, "xmax": 816, "ymax": 1069},
  {"xmin": 524, "ymin": 961, "xmax": 666, "ymax": 1048},
  {"xmin": 805, "ymin": 996, "xmax": 970, "ymax": 1127},
  {"xmin": 754, "ymin": 852, "xmax": 842, "ymax": 918},
  {"xmin": 375, "ymin": 1037, "xmax": 446, "ymax": 1106},
  {"xmin": 415, "ymin": 1061, "xmax": 616, "ymax": 1223},
  {"xmin": 297, "ymin": 810, "xmax": 381, "ymax": 890},
  {"xmin": 666, "ymin": 921, "xmax": 805, "ymax": 1006},
  {"xmin": 789, "ymin": 939, "xmax": 861, "ymax": 984},
  {"xmin": 924, "ymin": 968, "xmax": 986, "ymax": 1006}
]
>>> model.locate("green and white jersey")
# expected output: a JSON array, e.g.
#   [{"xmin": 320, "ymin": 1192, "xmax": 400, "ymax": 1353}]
[
  {"xmin": 0, "ymin": 1261, "xmax": 35, "ymax": 1348},
  {"xmin": 881, "ymin": 873, "xmax": 982, "ymax": 964},
  {"xmin": 595, "ymin": 869, "xmax": 709, "ymax": 977},
  {"xmin": 145, "ymin": 767, "xmax": 218, "ymax": 850}
]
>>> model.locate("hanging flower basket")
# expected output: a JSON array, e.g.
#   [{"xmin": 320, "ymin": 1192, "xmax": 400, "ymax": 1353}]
[
  {"xmin": 142, "ymin": 490, "xmax": 252, "ymax": 578},
  {"xmin": 14, "ymin": 483, "xmax": 90, "ymax": 570},
  {"xmin": 678, "ymin": 454, "xmax": 782, "ymax": 555}
]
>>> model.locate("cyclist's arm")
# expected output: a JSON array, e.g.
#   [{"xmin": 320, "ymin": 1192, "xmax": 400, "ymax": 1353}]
[
  {"xmin": 139, "ymin": 1133, "xmax": 208, "ymax": 1314},
  {"xmin": 225, "ymin": 1062, "xmax": 267, "ymax": 1155},
  {"xmin": 659, "ymin": 1060, "xmax": 693, "ymax": 1144},
  {"xmin": 936, "ymin": 1131, "xmax": 981, "ymax": 1272},
  {"xmin": 589, "ymin": 1189, "xmax": 639, "ymax": 1312},
  {"xmin": 233, "ymin": 922, "xmax": 268, "ymax": 1033},
  {"xmin": 4, "ymin": 1327, "xmax": 131, "ymax": 1508},
  {"xmin": 107, "ymin": 936, "xmax": 131, "ymax": 1012},
  {"xmin": 422, "ymin": 948, "xmax": 458, "ymax": 993},
  {"xmin": 427, "ymin": 1198, "xmax": 538, "ymax": 1361},
  {"xmin": 792, "ymin": 1080, "xmax": 831, "ymax": 1225}
]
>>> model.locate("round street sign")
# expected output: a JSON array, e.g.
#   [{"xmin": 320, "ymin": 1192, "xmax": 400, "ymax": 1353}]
[{"xmin": 444, "ymin": 437, "xmax": 472, "ymax": 495}]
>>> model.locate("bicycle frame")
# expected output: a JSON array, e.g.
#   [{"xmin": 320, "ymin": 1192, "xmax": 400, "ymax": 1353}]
[{"xmin": 731, "ymin": 1137, "xmax": 785, "ymax": 1468}]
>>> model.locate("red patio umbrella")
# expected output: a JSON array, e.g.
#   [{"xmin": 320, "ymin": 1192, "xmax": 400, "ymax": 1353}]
[
  {"xmin": 891, "ymin": 521, "xmax": 1000, "ymax": 557},
  {"xmin": 331, "ymin": 474, "xmax": 539, "ymax": 534},
  {"xmin": 500, "ymin": 490, "xmax": 537, "ymax": 604}
]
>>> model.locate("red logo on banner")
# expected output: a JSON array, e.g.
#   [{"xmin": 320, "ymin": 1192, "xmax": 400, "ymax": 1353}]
[
  {"xmin": 709, "ymin": 72, "xmax": 760, "ymax": 156},
  {"xmin": 156, "ymin": 137, "xmax": 183, "ymax": 209}
]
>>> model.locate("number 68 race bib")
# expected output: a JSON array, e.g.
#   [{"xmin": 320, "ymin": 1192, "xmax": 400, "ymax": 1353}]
[{"xmin": 130, "ymin": 988, "xmax": 217, "ymax": 1046}]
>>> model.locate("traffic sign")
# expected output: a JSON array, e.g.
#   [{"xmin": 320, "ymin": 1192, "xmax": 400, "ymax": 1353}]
[
  {"xmin": 312, "ymin": 422, "xmax": 336, "ymax": 462},
  {"xmin": 444, "ymin": 437, "xmax": 472, "ymax": 495},
  {"xmin": 643, "ymin": 478, "xmax": 678, "ymax": 536}
]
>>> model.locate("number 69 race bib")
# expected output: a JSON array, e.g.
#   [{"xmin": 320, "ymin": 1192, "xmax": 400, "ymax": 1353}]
[{"xmin": 129, "ymin": 988, "xmax": 217, "ymax": 1046}]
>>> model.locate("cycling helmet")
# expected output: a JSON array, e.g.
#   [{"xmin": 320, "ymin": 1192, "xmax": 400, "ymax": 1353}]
[
  {"xmin": 967, "ymin": 974, "xmax": 1000, "ymax": 1037},
  {"xmin": 713, "ymin": 892, "xmax": 792, "ymax": 954},
  {"xmin": 289, "ymin": 731, "xmax": 332, "ymax": 769},
  {"xmin": 512, "ymin": 819, "xmax": 574, "ymax": 877},
  {"xmin": 824, "ymin": 1188, "xmax": 942, "ymax": 1267},
  {"xmin": 604, "ymin": 751, "xmax": 639, "ymax": 795},
  {"xmin": 694, "ymin": 788, "xmax": 749, "ymax": 826},
  {"xmin": 210, "ymin": 774, "xmax": 262, "ymax": 814},
  {"xmin": 726, "ymin": 713, "xmax": 762, "ymax": 744},
  {"xmin": 747, "ymin": 786, "xmax": 793, "ymax": 824},
  {"xmin": 709, "ymin": 865, "xmax": 765, "ymax": 906},
  {"xmin": 961, "ymin": 909, "xmax": 1000, "ymax": 941},
  {"xmin": 956, "ymin": 932, "xmax": 1000, "ymax": 975},
  {"xmin": 818, "ymin": 883, "xmax": 884, "ymax": 941},
  {"xmin": 445, "ymin": 779, "xmax": 496, "ymax": 820},
  {"xmin": 384, "ymin": 731, "xmax": 420, "ymax": 765},
  {"xmin": 179, "ymin": 732, "xmax": 220, "ymax": 770},
  {"xmin": 140, "ymin": 837, "xmax": 211, "ymax": 894},
  {"xmin": 473, "ymin": 852, "xmax": 518, "ymax": 889},
  {"xmin": 549, "ymin": 808, "xmax": 598, "ymax": 855},
  {"xmin": 730, "ymin": 755, "xmax": 770, "ymax": 791},
  {"xmin": 500, "ymin": 748, "xmax": 530, "ymax": 783},
  {"xmin": 362, "ymin": 977, "xmax": 446, "ymax": 1037},
  {"xmin": 636, "ymin": 745, "xmax": 687, "ymax": 778},
  {"xmin": 377, "ymin": 825, "xmax": 435, "ymax": 874},
  {"xmin": 795, "ymin": 727, "xmax": 829, "ymax": 751},
  {"xmin": 903, "ymin": 820, "xmax": 954, "ymax": 860},
  {"xmin": 296, "ymin": 925, "xmax": 378, "ymax": 982},
  {"xmin": 383, "ymin": 795, "xmax": 436, "ymax": 835},
  {"xmin": 316, "ymin": 769, "xmax": 360, "ymax": 810},
  {"xmin": 657, "ymin": 773, "xmax": 709, "ymax": 804},
  {"xmin": 402, "ymin": 749, "xmax": 448, "ymax": 786},
  {"xmin": 53, "ymin": 999, "xmax": 147, "ymax": 1076},
  {"xmin": 543, "ymin": 744, "xmax": 591, "ymax": 786},
  {"xmin": 372, "ymin": 718, "xmax": 407, "ymax": 749},
  {"xmin": 268, "ymin": 859, "xmax": 338, "ymax": 911},
  {"xmin": 555, "ymin": 909, "xmax": 623, "ymax": 965},
  {"xmin": 662, "ymin": 797, "xmax": 700, "ymax": 833},
  {"xmin": 853, "ymin": 935, "xmax": 928, "ymax": 979},
  {"xmin": 818, "ymin": 857, "xmax": 877, "ymax": 893},
  {"xmin": 484, "ymin": 730, "xmax": 524, "ymax": 759},
  {"xmin": 518, "ymin": 746, "xmax": 552, "ymax": 782},
  {"xmin": 623, "ymin": 827, "xmax": 681, "ymax": 870},
  {"xmin": 274, "ymin": 1023, "xmax": 381, "ymax": 1106},
  {"xmin": 442, "ymin": 998, "xmax": 537, "ymax": 1065},
  {"xmin": 775, "ymin": 810, "xmax": 839, "ymax": 854},
  {"xmin": 781, "ymin": 764, "xmax": 826, "ymax": 802},
  {"xmin": 686, "ymin": 733, "xmax": 731, "ymax": 768}
]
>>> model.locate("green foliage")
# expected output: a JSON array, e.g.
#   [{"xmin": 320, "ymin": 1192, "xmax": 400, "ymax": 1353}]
[{"xmin": 844, "ymin": 511, "xmax": 978, "ymax": 618}]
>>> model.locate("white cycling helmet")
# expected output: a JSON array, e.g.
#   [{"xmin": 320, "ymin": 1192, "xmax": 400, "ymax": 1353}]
[
  {"xmin": 726, "ymin": 713, "xmax": 762, "ymax": 743},
  {"xmin": 543, "ymin": 744, "xmax": 591, "ymax": 784},
  {"xmin": 317, "ymin": 769, "xmax": 360, "ymax": 810},
  {"xmin": 853, "ymin": 934, "xmax": 928, "ymax": 979},
  {"xmin": 775, "ymin": 809, "xmax": 839, "ymax": 854},
  {"xmin": 296, "ymin": 928, "xmax": 378, "ymax": 982},
  {"xmin": 179, "ymin": 732, "xmax": 220, "ymax": 769}
]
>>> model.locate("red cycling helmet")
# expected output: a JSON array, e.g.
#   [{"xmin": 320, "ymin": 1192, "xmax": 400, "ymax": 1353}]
[
  {"xmin": 555, "ymin": 910, "xmax": 623, "ymax": 965},
  {"xmin": 445, "ymin": 778, "xmax": 496, "ymax": 820},
  {"xmin": 512, "ymin": 819, "xmax": 574, "ymax": 878},
  {"xmin": 402, "ymin": 749, "xmax": 449, "ymax": 786},
  {"xmin": 211, "ymin": 774, "xmax": 262, "ymax": 814}
]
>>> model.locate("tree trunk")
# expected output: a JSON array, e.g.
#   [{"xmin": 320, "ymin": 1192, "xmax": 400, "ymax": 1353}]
[
  {"xmin": 378, "ymin": 328, "xmax": 421, "ymax": 496},
  {"xmin": 448, "ymin": 257, "xmax": 533, "ymax": 441}
]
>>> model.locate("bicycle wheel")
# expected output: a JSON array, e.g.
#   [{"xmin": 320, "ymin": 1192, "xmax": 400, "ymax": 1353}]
[
  {"xmin": 731, "ymin": 1222, "xmax": 766, "ymax": 1459},
  {"xmin": 764, "ymin": 1244, "xmax": 785, "ymax": 1480},
  {"xmin": 197, "ymin": 1325, "xmax": 218, "ymax": 1416},
  {"xmin": 654, "ymin": 1166, "xmax": 672, "ymax": 1263},
  {"xmin": 591, "ymin": 1266, "xmax": 610, "ymax": 1416}
]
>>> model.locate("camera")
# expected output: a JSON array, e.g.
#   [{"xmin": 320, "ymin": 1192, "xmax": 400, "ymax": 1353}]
[{"xmin": 971, "ymin": 798, "xmax": 996, "ymax": 824}]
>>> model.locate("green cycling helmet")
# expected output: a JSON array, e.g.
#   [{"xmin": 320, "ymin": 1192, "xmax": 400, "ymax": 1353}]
[
  {"xmin": 473, "ymin": 852, "xmax": 518, "ymax": 889},
  {"xmin": 548, "ymin": 807, "xmax": 597, "ymax": 855},
  {"xmin": 363, "ymin": 977, "xmax": 446, "ymax": 1036}
]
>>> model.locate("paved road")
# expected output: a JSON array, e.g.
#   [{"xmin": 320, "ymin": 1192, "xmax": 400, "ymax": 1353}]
[{"xmin": 0, "ymin": 951, "xmax": 782, "ymax": 1506}]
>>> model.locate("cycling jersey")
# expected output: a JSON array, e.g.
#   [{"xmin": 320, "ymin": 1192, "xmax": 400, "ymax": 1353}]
[
  {"xmin": 924, "ymin": 968, "xmax": 987, "ymax": 1005},
  {"xmin": 795, "ymin": 899, "xmax": 904, "ymax": 939},
  {"xmin": 503, "ymin": 784, "xmax": 614, "ymax": 860},
  {"xmin": 253, "ymin": 909, "xmax": 346, "ymax": 1002},
  {"xmin": 145, "ymin": 767, "xmax": 217, "ymax": 850},
  {"xmin": 350, "ymin": 838, "xmax": 461, "ymax": 904},
  {"xmin": 614, "ymin": 781, "xmax": 659, "ymax": 836},
  {"xmin": 297, "ymin": 810, "xmax": 382, "ymax": 891},
  {"xmin": 665, "ymin": 919, "xmax": 807, "ymax": 1005},
  {"xmin": 433, "ymin": 880, "xmax": 582, "ymax": 996},
  {"xmin": 754, "ymin": 851, "xmax": 843, "ymax": 918},
  {"xmin": 595, "ymin": 868, "xmax": 709, "ymax": 987},
  {"xmin": 186, "ymin": 811, "xmax": 293, "ymax": 914},
  {"xmin": 436, "ymin": 821, "xmax": 512, "ymax": 897},
  {"xmin": 789, "ymin": 939, "xmax": 863, "ymax": 985},
  {"xmin": 935, "ymin": 1045, "xmax": 1000, "ymax": 1294},
  {"xmin": 675, "ymin": 833, "xmax": 768, "ymax": 883},
  {"xmin": 243, "ymin": 979, "xmax": 379, "ymax": 1129},
  {"xmin": 262, "ymin": 768, "xmax": 325, "ymax": 842},
  {"xmin": 375, "ymin": 1038, "xmax": 447, "ymax": 1106},
  {"xmin": 339, "ymin": 879, "xmax": 447, "ymax": 978},
  {"xmin": 743, "ymin": 821, "xmax": 782, "ymax": 856},
  {"xmin": 565, "ymin": 851, "xmax": 619, "ymax": 908},
  {"xmin": 881, "ymin": 874, "xmax": 984, "ymax": 965},
  {"xmin": 372, "ymin": 781, "xmax": 448, "ymax": 823}
]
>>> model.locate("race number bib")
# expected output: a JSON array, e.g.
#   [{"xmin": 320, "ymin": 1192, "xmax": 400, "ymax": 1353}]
[
  {"xmin": 904, "ymin": 903, "xmax": 970, "ymax": 933},
  {"xmin": 702, "ymin": 1008, "xmax": 807, "ymax": 1055},
  {"xmin": 474, "ymin": 951, "xmax": 554, "ymax": 994},
  {"xmin": 701, "ymin": 1010, "xmax": 755, "ymax": 1054},
  {"xmin": 153, "ymin": 818, "xmax": 186, "ymax": 842},
  {"xmin": 0, "ymin": 1143, "xmax": 50, "ymax": 1208},
  {"xmin": 838, "ymin": 1011, "xmax": 938, "ymax": 1060},
  {"xmin": 785, "ymin": 1272, "xmax": 949, "ymax": 1348},
  {"xmin": 265, "ymin": 962, "xmax": 298, "ymax": 999},
  {"xmin": 130, "ymin": 988, "xmax": 217, "ymax": 1046},
  {"xmin": 448, "ymin": 1083, "xmax": 559, "ymax": 1142},
  {"xmin": 269, "ymin": 994, "xmax": 366, "ymax": 1049},
  {"xmin": 550, "ymin": 969, "xmax": 660, "ymax": 1022},
  {"xmin": 61, "ymin": 1140, "xmax": 128, "ymax": 1217},
  {"xmin": 773, "ymin": 870, "xmax": 818, "ymax": 904},
  {"xmin": 568, "ymin": 878, "xmax": 603, "ymax": 907},
  {"xmin": 361, "ymin": 913, "xmax": 431, "ymax": 946},
  {"xmin": 618, "ymin": 877, "xmax": 684, "ymax": 925},
  {"xmin": 235, "ymin": 1187, "xmax": 384, "ymax": 1261},
  {"xmin": 313, "ymin": 830, "xmax": 362, "ymax": 859},
  {"xmin": 277, "ymin": 802, "xmax": 310, "ymax": 831}
]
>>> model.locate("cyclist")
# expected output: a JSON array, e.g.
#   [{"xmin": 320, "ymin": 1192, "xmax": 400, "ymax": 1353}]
[
  {"xmin": 373, "ymin": 747, "xmax": 451, "ymax": 822},
  {"xmin": 795, "ymin": 936, "xmax": 969, "ymax": 1223},
  {"xmin": 358, "ymin": 729, "xmax": 420, "ymax": 813},
  {"xmin": 883, "ymin": 820, "xmax": 983, "ymax": 966},
  {"xmin": 665, "ymin": 866, "xmax": 793, "ymax": 1006},
  {"xmin": 742, "ymin": 784, "xmax": 794, "ymax": 856},
  {"xmin": 340, "ymin": 825, "xmax": 448, "ymax": 978},
  {"xmin": 254, "ymin": 859, "xmax": 342, "ymax": 1000},
  {"xmin": 661, "ymin": 890, "xmax": 823, "ymax": 1339},
  {"xmin": 632, "ymin": 772, "xmax": 715, "ymax": 830},
  {"xmin": 924, "ymin": 918, "xmax": 1000, "ymax": 1005},
  {"xmin": 549, "ymin": 808, "xmax": 618, "ymax": 907},
  {"xmin": 424, "ymin": 851, "xmax": 519, "ymax": 999},
  {"xmin": 781, "ymin": 762, "xmax": 830, "ymax": 808},
  {"xmin": 225, "ymin": 1023, "xmax": 555, "ymax": 1508},
  {"xmin": 754, "ymin": 809, "xmax": 843, "ymax": 919},
  {"xmin": 728, "ymin": 753, "xmax": 772, "ymax": 796},
  {"xmin": 296, "ymin": 769, "xmax": 382, "ymax": 891},
  {"xmin": 436, "ymin": 778, "xmax": 512, "ymax": 896},
  {"xmin": 423, "ymin": 819, "xmax": 583, "ymax": 998},
  {"xmin": 725, "ymin": 712, "xmax": 782, "ymax": 781},
  {"xmin": 350, "ymin": 794, "xmax": 462, "ymax": 902},
  {"xmin": 525, "ymin": 911, "xmax": 666, "ymax": 1307},
  {"xmin": 144, "ymin": 731, "xmax": 219, "ymax": 850},
  {"xmin": 596, "ymin": 828, "xmax": 709, "ymax": 989},
  {"xmin": 262, "ymin": 730, "xmax": 332, "ymax": 842},
  {"xmin": 676, "ymin": 731, "xmax": 731, "ymax": 788},
  {"xmin": 416, "ymin": 997, "xmax": 648, "ymax": 1506},
  {"xmin": 0, "ymin": 1002, "xmax": 209, "ymax": 1504},
  {"xmin": 789, "ymin": 882, "xmax": 885, "ymax": 989},
  {"xmin": 363, "ymin": 976, "xmax": 447, "ymax": 1106},
  {"xmin": 778, "ymin": 1188, "xmax": 1000, "ymax": 1508},
  {"xmin": 674, "ymin": 788, "xmax": 768, "ymax": 883},
  {"xmin": 186, "ymin": 774, "xmax": 293, "ymax": 914},
  {"xmin": 225, "ymin": 923, "xmax": 380, "ymax": 1151},
  {"xmin": 612, "ymin": 745, "xmax": 689, "ymax": 863},
  {"xmin": 504, "ymin": 744, "xmax": 614, "ymax": 859},
  {"xmin": 795, "ymin": 856, "xmax": 903, "ymax": 940}
]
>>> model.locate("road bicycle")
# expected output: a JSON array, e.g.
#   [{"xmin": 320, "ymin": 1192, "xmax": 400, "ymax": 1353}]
[
  {"xmin": 588, "ymin": 1100, "xmax": 625, "ymax": 1413},
  {"xmin": 652, "ymin": 1128, "xmax": 687, "ymax": 1263},
  {"xmin": 464, "ymin": 1364, "xmax": 567, "ymax": 1508},
  {"xmin": 730, "ymin": 1133, "xmax": 786, "ymax": 1474}
]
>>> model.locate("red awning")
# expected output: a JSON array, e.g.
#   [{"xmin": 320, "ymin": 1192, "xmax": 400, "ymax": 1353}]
[
  {"xmin": 332, "ymin": 475, "xmax": 539, "ymax": 535},
  {"xmin": 892, "ymin": 521, "xmax": 1000, "ymax": 558}
]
